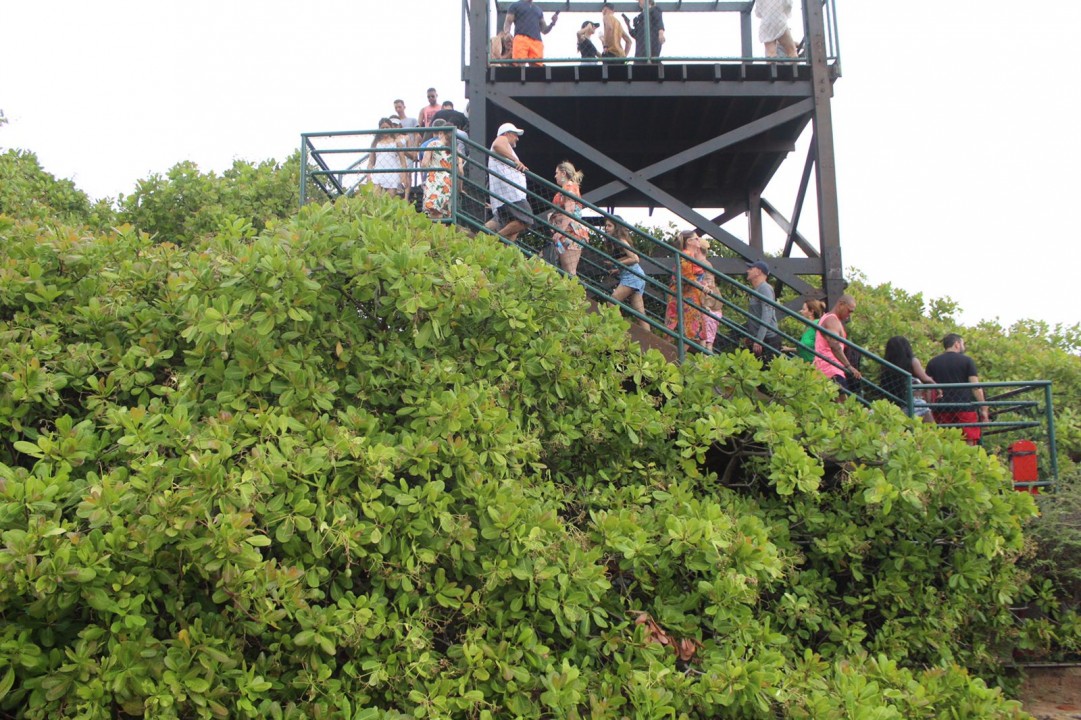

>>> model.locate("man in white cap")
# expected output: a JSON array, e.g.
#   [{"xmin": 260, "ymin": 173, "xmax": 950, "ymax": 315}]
[{"xmin": 484, "ymin": 123, "xmax": 533, "ymax": 243}]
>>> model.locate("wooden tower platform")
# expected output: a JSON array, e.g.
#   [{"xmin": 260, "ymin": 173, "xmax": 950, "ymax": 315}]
[{"xmin": 463, "ymin": 0, "xmax": 845, "ymax": 303}]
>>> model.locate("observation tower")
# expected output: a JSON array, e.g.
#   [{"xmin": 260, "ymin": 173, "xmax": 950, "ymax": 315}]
[{"xmin": 463, "ymin": 0, "xmax": 844, "ymax": 303}]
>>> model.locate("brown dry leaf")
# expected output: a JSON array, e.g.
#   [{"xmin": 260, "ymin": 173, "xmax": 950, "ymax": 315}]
[{"xmin": 633, "ymin": 612, "xmax": 700, "ymax": 662}]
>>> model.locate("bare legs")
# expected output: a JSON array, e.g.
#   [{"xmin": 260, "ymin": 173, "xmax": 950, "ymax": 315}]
[
  {"xmin": 557, "ymin": 240, "xmax": 582, "ymax": 276},
  {"xmin": 611, "ymin": 285, "xmax": 649, "ymax": 329},
  {"xmin": 764, "ymin": 29, "xmax": 797, "ymax": 58},
  {"xmin": 484, "ymin": 218, "xmax": 527, "ymax": 243}
]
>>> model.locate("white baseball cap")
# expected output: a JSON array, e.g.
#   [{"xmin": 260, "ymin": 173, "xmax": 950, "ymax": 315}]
[{"xmin": 497, "ymin": 122, "xmax": 525, "ymax": 136}]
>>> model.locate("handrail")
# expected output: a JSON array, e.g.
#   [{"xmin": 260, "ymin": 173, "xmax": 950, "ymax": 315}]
[
  {"xmin": 452, "ymin": 134, "xmax": 917, "ymax": 403},
  {"xmin": 301, "ymin": 127, "xmax": 1059, "ymax": 484},
  {"xmin": 303, "ymin": 127, "xmax": 912, "ymax": 400},
  {"xmin": 914, "ymin": 381, "xmax": 1059, "ymax": 484}
]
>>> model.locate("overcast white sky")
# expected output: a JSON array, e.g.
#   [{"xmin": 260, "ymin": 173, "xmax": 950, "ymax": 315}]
[{"xmin": 2, "ymin": 1, "xmax": 1079, "ymax": 329}]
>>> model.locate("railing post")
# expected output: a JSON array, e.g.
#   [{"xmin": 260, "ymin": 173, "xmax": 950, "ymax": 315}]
[
  {"xmin": 450, "ymin": 135, "xmax": 459, "ymax": 224},
  {"xmin": 643, "ymin": 4, "xmax": 652, "ymax": 62},
  {"xmin": 300, "ymin": 135, "xmax": 308, "ymax": 207},
  {"xmin": 906, "ymin": 379, "xmax": 914, "ymax": 418},
  {"xmin": 675, "ymin": 257, "xmax": 686, "ymax": 362},
  {"xmin": 1045, "ymin": 383, "xmax": 1059, "ymax": 484},
  {"xmin": 740, "ymin": 6, "xmax": 753, "ymax": 59}
]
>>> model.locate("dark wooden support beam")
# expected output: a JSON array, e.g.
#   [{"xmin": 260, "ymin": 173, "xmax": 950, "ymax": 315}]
[
  {"xmin": 781, "ymin": 139, "xmax": 817, "ymax": 258},
  {"xmin": 805, "ymin": 0, "xmax": 845, "ymax": 304},
  {"xmin": 748, "ymin": 188, "xmax": 763, "ymax": 252},
  {"xmin": 709, "ymin": 204, "xmax": 747, "ymax": 228},
  {"xmin": 465, "ymin": 0, "xmax": 490, "ymax": 207},
  {"xmin": 487, "ymin": 82, "xmax": 813, "ymax": 98},
  {"xmin": 762, "ymin": 199, "xmax": 819, "ymax": 259}
]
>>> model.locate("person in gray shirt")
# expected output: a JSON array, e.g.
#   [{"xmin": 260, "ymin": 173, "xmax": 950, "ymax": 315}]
[{"xmin": 745, "ymin": 260, "xmax": 781, "ymax": 362}]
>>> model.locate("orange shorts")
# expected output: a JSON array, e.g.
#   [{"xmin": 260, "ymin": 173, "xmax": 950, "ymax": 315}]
[{"xmin": 511, "ymin": 35, "xmax": 544, "ymax": 65}]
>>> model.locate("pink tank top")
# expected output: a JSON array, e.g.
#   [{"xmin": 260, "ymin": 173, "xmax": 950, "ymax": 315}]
[{"xmin": 813, "ymin": 312, "xmax": 846, "ymax": 379}]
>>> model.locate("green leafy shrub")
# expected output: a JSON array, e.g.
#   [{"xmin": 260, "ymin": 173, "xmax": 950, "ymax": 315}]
[
  {"xmin": 116, "ymin": 155, "xmax": 301, "ymax": 246},
  {"xmin": 0, "ymin": 149, "xmax": 114, "ymax": 229},
  {"xmin": 0, "ymin": 189, "xmax": 1039, "ymax": 718}
]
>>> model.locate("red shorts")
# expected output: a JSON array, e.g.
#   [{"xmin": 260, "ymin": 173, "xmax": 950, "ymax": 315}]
[
  {"xmin": 932, "ymin": 409, "xmax": 981, "ymax": 445},
  {"xmin": 512, "ymin": 35, "xmax": 544, "ymax": 65}
]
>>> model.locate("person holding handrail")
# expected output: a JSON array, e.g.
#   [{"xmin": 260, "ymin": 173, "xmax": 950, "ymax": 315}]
[
  {"xmin": 422, "ymin": 120, "xmax": 456, "ymax": 220},
  {"xmin": 784, "ymin": 298, "xmax": 825, "ymax": 362},
  {"xmin": 692, "ymin": 237, "xmax": 721, "ymax": 351},
  {"xmin": 813, "ymin": 294, "xmax": 861, "ymax": 394},
  {"xmin": 484, "ymin": 123, "xmax": 534, "ymax": 244},
  {"xmin": 366, "ymin": 118, "xmax": 408, "ymax": 198},
  {"xmin": 605, "ymin": 217, "xmax": 650, "ymax": 330},
  {"xmin": 926, "ymin": 333, "xmax": 989, "ymax": 445},
  {"xmin": 504, "ymin": 0, "xmax": 559, "ymax": 66}
]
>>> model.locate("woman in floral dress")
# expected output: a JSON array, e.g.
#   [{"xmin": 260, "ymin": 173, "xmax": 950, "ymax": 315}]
[
  {"xmin": 422, "ymin": 121, "xmax": 455, "ymax": 220},
  {"xmin": 664, "ymin": 230, "xmax": 707, "ymax": 346}
]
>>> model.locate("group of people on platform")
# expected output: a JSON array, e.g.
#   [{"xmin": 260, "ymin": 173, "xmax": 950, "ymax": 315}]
[
  {"xmin": 493, "ymin": 0, "xmax": 665, "ymax": 64},
  {"xmin": 364, "ymin": 89, "xmax": 470, "ymax": 220},
  {"xmin": 492, "ymin": 0, "xmax": 798, "ymax": 65}
]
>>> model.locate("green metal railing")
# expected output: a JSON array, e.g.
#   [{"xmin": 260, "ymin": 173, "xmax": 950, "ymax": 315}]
[
  {"xmin": 301, "ymin": 127, "xmax": 1059, "ymax": 484},
  {"xmin": 916, "ymin": 381, "xmax": 1058, "ymax": 490}
]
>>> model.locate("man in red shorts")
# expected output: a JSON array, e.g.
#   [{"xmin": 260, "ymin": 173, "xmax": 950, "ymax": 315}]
[
  {"xmin": 926, "ymin": 333, "xmax": 989, "ymax": 445},
  {"xmin": 504, "ymin": 0, "xmax": 559, "ymax": 66}
]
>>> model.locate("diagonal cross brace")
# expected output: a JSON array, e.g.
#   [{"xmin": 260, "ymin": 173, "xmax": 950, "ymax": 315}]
[
  {"xmin": 487, "ymin": 90, "xmax": 817, "ymax": 295},
  {"xmin": 762, "ymin": 198, "xmax": 819, "ymax": 258},
  {"xmin": 583, "ymin": 98, "xmax": 814, "ymax": 206}
]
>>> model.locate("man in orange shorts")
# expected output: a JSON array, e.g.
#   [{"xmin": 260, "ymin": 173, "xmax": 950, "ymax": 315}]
[{"xmin": 504, "ymin": 0, "xmax": 560, "ymax": 66}]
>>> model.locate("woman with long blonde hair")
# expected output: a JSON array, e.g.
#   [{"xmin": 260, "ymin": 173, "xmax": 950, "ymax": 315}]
[
  {"xmin": 549, "ymin": 160, "xmax": 590, "ymax": 276},
  {"xmin": 692, "ymin": 237, "xmax": 721, "ymax": 350},
  {"xmin": 664, "ymin": 230, "xmax": 707, "ymax": 345}
]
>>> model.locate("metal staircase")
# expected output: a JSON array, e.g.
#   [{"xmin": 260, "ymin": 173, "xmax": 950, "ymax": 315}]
[{"xmin": 300, "ymin": 128, "xmax": 1059, "ymax": 486}]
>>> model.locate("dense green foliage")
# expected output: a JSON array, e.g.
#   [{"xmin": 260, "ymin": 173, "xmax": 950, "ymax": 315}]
[
  {"xmin": 0, "ymin": 168, "xmax": 1042, "ymax": 718},
  {"xmin": 116, "ymin": 156, "xmax": 301, "ymax": 246},
  {"xmin": 0, "ymin": 150, "xmax": 113, "ymax": 230}
]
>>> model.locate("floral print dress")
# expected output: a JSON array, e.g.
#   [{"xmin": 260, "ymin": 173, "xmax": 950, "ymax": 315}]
[
  {"xmin": 665, "ymin": 258, "xmax": 706, "ymax": 343},
  {"xmin": 423, "ymin": 143, "xmax": 454, "ymax": 218}
]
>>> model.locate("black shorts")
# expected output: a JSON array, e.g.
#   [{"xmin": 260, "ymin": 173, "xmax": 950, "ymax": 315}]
[{"xmin": 493, "ymin": 199, "xmax": 535, "ymax": 227}]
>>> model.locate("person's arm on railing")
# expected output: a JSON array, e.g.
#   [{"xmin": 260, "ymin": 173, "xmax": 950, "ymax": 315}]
[{"xmin": 491, "ymin": 134, "xmax": 527, "ymax": 173}]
